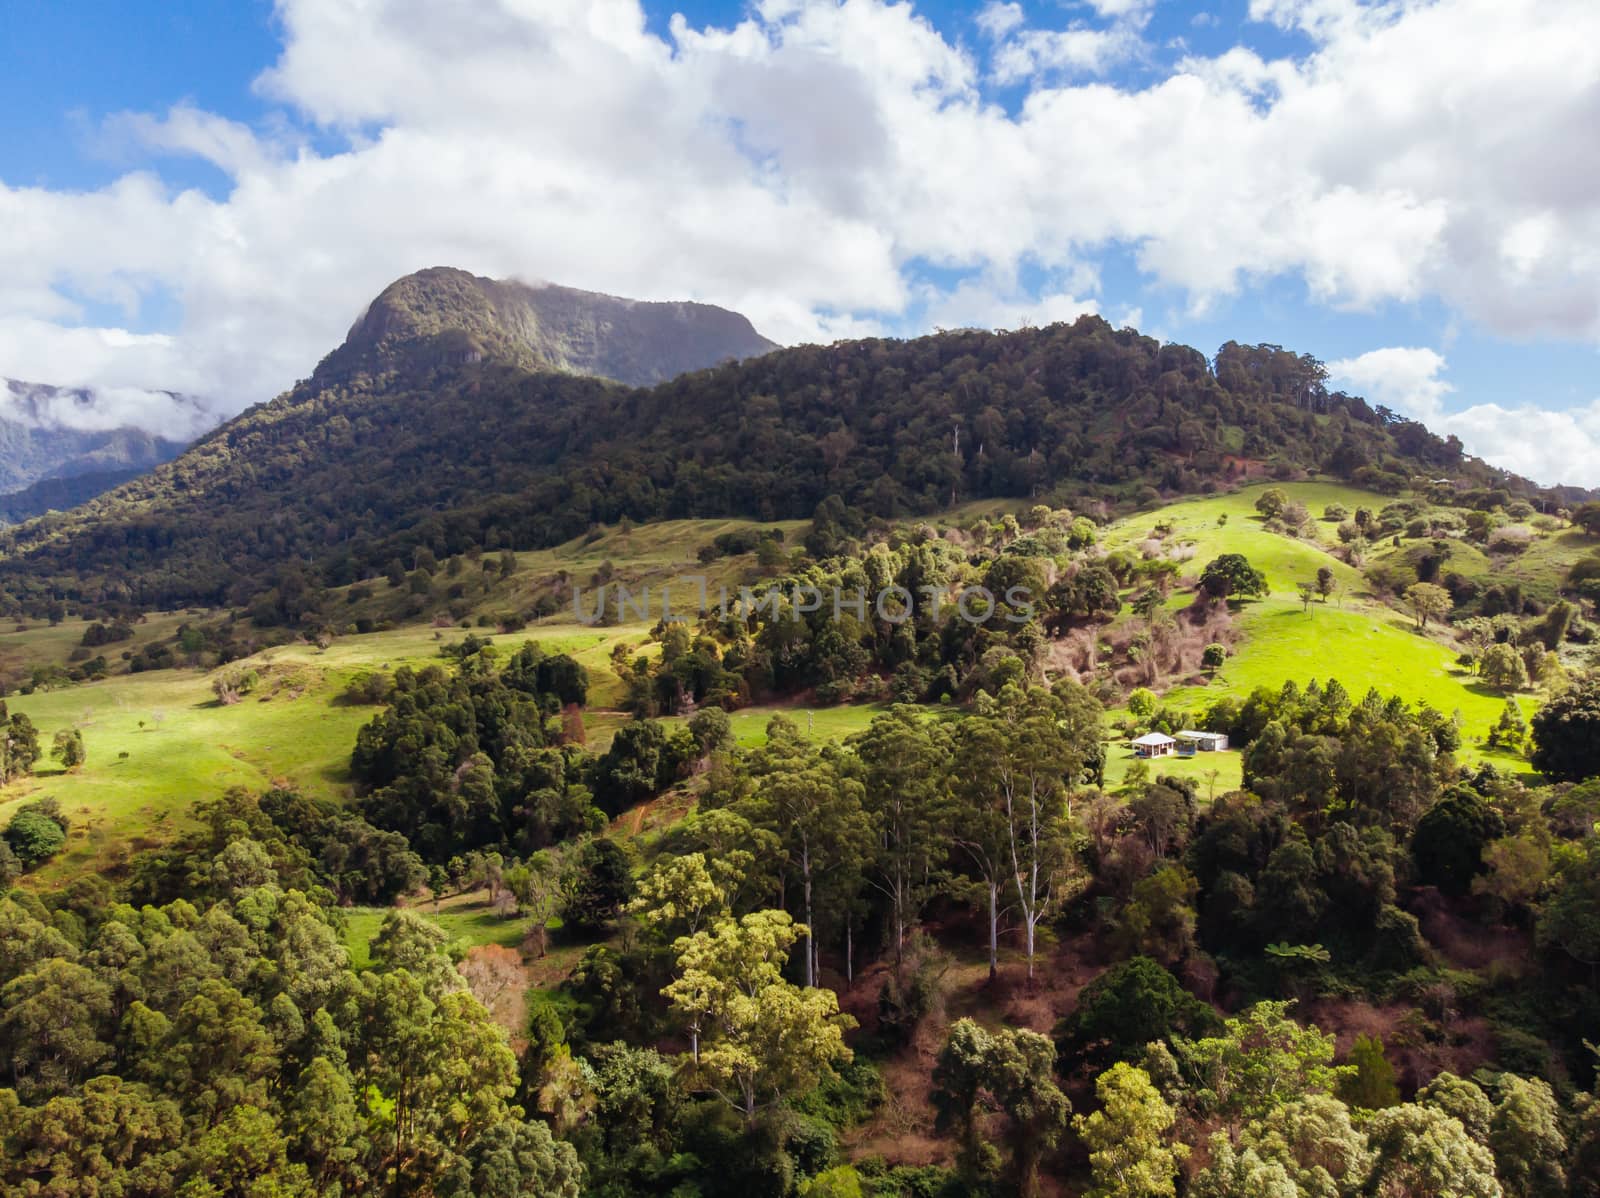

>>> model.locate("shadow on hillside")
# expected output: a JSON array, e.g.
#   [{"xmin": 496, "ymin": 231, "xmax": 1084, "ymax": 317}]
[
  {"xmin": 1461, "ymin": 680, "xmax": 1525, "ymax": 701},
  {"xmin": 317, "ymin": 761, "xmax": 353, "ymax": 787}
]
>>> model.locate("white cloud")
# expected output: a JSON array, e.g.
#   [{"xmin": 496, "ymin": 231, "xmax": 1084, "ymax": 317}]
[
  {"xmin": 1085, "ymin": 0, "xmax": 1161, "ymax": 21},
  {"xmin": 991, "ymin": 25, "xmax": 1146, "ymax": 83},
  {"xmin": 976, "ymin": 2, "xmax": 1025, "ymax": 41},
  {"xmin": 1331, "ymin": 345, "xmax": 1600, "ymax": 487},
  {"xmin": 1329, "ymin": 345, "xmax": 1453, "ymax": 422},
  {"xmin": 1440, "ymin": 399, "xmax": 1600, "ymax": 488},
  {"xmin": 0, "ymin": 0, "xmax": 1597, "ymax": 442},
  {"xmin": 918, "ymin": 270, "xmax": 1102, "ymax": 332}
]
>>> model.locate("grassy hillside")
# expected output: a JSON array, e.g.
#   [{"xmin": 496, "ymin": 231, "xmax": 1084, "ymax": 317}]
[
  {"xmin": 0, "ymin": 515, "xmax": 812, "ymax": 884},
  {"xmin": 1101, "ymin": 482, "xmax": 1371, "ymax": 595},
  {"xmin": 1099, "ymin": 481, "xmax": 1561, "ymax": 769},
  {"xmin": 5, "ymin": 480, "xmax": 1588, "ymax": 888}
]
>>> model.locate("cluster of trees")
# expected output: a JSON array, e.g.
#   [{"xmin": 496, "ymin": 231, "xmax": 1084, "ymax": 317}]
[
  {"xmin": 933, "ymin": 988, "xmax": 1587, "ymax": 1198},
  {"xmin": 613, "ymin": 523, "xmax": 1053, "ymax": 713},
  {"xmin": 1217, "ymin": 679, "xmax": 1459, "ymax": 827},
  {"xmin": 599, "ymin": 502, "xmax": 1269, "ymax": 726},
  {"xmin": 125, "ymin": 789, "xmax": 428, "ymax": 908},
  {"xmin": 1, "ymin": 797, "xmax": 69, "ymax": 882},
  {"xmin": 1, "ymin": 700, "xmax": 64, "ymax": 881},
  {"xmin": 12, "ymin": 649, "xmax": 1600, "ymax": 1192},
  {"xmin": 0, "ymin": 316, "xmax": 1507, "ymax": 623},
  {"xmin": 79, "ymin": 619, "xmax": 134, "ymax": 647},
  {"xmin": 676, "ymin": 685, "xmax": 1102, "ymax": 988},
  {"xmin": 538, "ymin": 669, "xmax": 1600, "ymax": 1194},
  {"xmin": 0, "ymin": 699, "xmax": 40, "ymax": 781},
  {"xmin": 0, "ymin": 865, "xmax": 581, "ymax": 1196},
  {"xmin": 350, "ymin": 641, "xmax": 596, "ymax": 859}
]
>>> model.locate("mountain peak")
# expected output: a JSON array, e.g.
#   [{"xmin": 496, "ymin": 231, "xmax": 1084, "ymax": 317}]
[{"xmin": 316, "ymin": 267, "xmax": 777, "ymax": 388}]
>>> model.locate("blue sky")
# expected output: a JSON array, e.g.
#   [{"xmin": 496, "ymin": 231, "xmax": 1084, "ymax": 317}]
[{"xmin": 2, "ymin": 0, "xmax": 1598, "ymax": 482}]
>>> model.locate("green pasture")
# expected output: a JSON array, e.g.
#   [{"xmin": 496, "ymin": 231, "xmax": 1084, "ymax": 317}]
[{"xmin": 342, "ymin": 889, "xmax": 532, "ymax": 968}]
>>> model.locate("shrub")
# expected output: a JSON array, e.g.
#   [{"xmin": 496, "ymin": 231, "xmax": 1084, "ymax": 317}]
[
  {"xmin": 875, "ymin": 934, "xmax": 951, "ymax": 1049},
  {"xmin": 212, "ymin": 667, "xmax": 261, "ymax": 705},
  {"xmin": 3, "ymin": 803, "xmax": 68, "ymax": 866},
  {"xmin": 1531, "ymin": 673, "xmax": 1600, "ymax": 781},
  {"xmin": 1369, "ymin": 906, "xmax": 1430, "ymax": 973},
  {"xmin": 1055, "ymin": 956, "xmax": 1220, "ymax": 1074},
  {"xmin": 341, "ymin": 671, "xmax": 395, "ymax": 705}
]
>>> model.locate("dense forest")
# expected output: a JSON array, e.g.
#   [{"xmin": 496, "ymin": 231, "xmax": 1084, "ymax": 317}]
[
  {"xmin": 0, "ymin": 299, "xmax": 1523, "ymax": 619},
  {"xmin": 7, "ymin": 625, "xmax": 1600, "ymax": 1194}
]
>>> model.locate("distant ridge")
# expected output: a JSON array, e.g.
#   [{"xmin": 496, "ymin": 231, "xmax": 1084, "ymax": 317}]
[
  {"xmin": 2, "ymin": 303, "xmax": 1545, "ymax": 618},
  {"xmin": 0, "ymin": 467, "xmax": 153, "ymax": 526}
]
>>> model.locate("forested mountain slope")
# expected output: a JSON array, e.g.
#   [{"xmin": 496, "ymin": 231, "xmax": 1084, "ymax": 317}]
[{"xmin": 0, "ymin": 284, "xmax": 1528, "ymax": 618}]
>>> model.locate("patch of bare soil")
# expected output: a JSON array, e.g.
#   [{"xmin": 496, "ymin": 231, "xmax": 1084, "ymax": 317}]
[
  {"xmin": 459, "ymin": 943, "xmax": 533, "ymax": 1042},
  {"xmin": 842, "ymin": 928, "xmax": 1111, "ymax": 1173},
  {"xmin": 842, "ymin": 963, "xmax": 948, "ymax": 1169},
  {"xmin": 1407, "ymin": 887, "xmax": 1533, "ymax": 973},
  {"xmin": 608, "ymin": 784, "xmax": 697, "ymax": 839},
  {"xmin": 1301, "ymin": 997, "xmax": 1495, "ymax": 1093}
]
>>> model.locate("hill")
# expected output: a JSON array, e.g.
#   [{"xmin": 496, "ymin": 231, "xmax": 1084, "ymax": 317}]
[
  {"xmin": 1094, "ymin": 483, "xmax": 1539, "ymax": 765},
  {"xmin": 0, "ymin": 305, "xmax": 1518, "ymax": 619},
  {"xmin": 7, "ymin": 477, "xmax": 1589, "ymax": 886}
]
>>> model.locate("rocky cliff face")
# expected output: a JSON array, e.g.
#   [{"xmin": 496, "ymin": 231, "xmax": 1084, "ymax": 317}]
[{"xmin": 314, "ymin": 266, "xmax": 777, "ymax": 388}]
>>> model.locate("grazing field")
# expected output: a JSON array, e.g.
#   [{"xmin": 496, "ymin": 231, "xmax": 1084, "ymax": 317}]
[
  {"xmin": 0, "ymin": 609, "xmax": 194, "ymax": 681},
  {"xmin": 1100, "ymin": 481, "xmax": 1373, "ymax": 598},
  {"xmin": 1166, "ymin": 599, "xmax": 1520, "ymax": 751},
  {"xmin": 0, "ymin": 619, "xmax": 655, "ymax": 884},
  {"xmin": 1101, "ymin": 481, "xmax": 1548, "ymax": 763},
  {"xmin": 692, "ymin": 702, "xmax": 893, "ymax": 747}
]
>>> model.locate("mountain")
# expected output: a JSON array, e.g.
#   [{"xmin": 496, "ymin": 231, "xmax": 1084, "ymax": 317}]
[
  {"xmin": 0, "ymin": 285, "xmax": 1520, "ymax": 620},
  {"xmin": 0, "ymin": 379, "xmax": 193, "ymax": 494},
  {"xmin": 312, "ymin": 266, "xmax": 778, "ymax": 388}
]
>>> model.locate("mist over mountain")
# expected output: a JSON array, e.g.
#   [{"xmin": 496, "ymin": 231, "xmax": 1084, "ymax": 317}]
[{"xmin": 0, "ymin": 378, "xmax": 195, "ymax": 494}]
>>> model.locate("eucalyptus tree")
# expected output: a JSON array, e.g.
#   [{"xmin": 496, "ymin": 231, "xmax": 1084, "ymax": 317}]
[
  {"xmin": 742, "ymin": 717, "xmax": 871, "ymax": 988},
  {"xmin": 849, "ymin": 706, "xmax": 954, "ymax": 974}
]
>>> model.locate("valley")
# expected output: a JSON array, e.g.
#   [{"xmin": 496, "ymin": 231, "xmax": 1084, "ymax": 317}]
[
  {"xmin": 2, "ymin": 281, "xmax": 1598, "ymax": 1198},
  {"xmin": 2, "ymin": 480, "xmax": 1573, "ymax": 890},
  {"xmin": 9, "ymin": 7, "xmax": 1600, "ymax": 1193}
]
